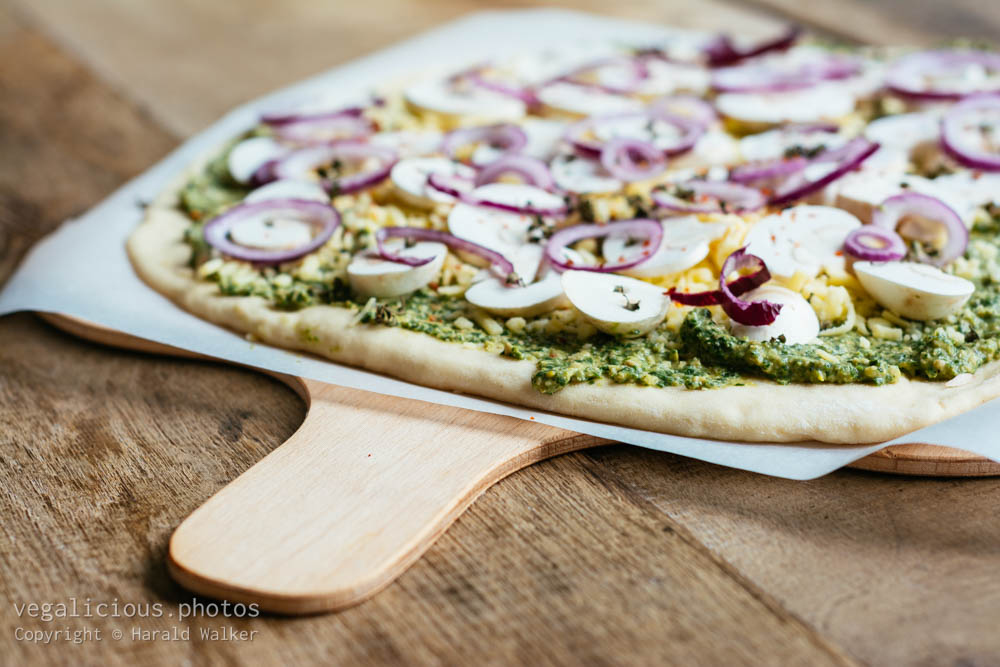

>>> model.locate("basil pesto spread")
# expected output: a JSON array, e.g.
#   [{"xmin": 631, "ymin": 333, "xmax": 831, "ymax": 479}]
[{"xmin": 179, "ymin": 146, "xmax": 1000, "ymax": 394}]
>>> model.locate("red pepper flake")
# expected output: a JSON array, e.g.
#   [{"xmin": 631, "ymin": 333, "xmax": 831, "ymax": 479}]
[{"xmin": 835, "ymin": 249, "xmax": 843, "ymax": 256}]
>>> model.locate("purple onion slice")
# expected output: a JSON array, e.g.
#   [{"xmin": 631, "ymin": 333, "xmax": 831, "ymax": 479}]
[
  {"xmin": 441, "ymin": 124, "xmax": 528, "ymax": 167},
  {"xmin": 767, "ymin": 137, "xmax": 880, "ymax": 207},
  {"xmin": 564, "ymin": 109, "xmax": 703, "ymax": 159},
  {"xmin": 704, "ymin": 26, "xmax": 802, "ymax": 67},
  {"xmin": 718, "ymin": 247, "xmax": 782, "ymax": 325},
  {"xmin": 842, "ymin": 226, "xmax": 907, "ymax": 262},
  {"xmin": 202, "ymin": 198, "xmax": 340, "ymax": 265},
  {"xmin": 599, "ymin": 138, "xmax": 666, "ymax": 182},
  {"xmin": 544, "ymin": 219, "xmax": 663, "ymax": 273},
  {"xmin": 376, "ymin": 226, "xmax": 516, "ymax": 279},
  {"xmin": 666, "ymin": 259, "xmax": 771, "ymax": 307},
  {"xmin": 886, "ymin": 49, "xmax": 1000, "ymax": 101},
  {"xmin": 941, "ymin": 93, "xmax": 1000, "ymax": 171},
  {"xmin": 475, "ymin": 154, "xmax": 557, "ymax": 190},
  {"xmin": 652, "ymin": 180, "xmax": 766, "ymax": 214},
  {"xmin": 273, "ymin": 141, "xmax": 398, "ymax": 195},
  {"xmin": 872, "ymin": 192, "xmax": 968, "ymax": 266},
  {"xmin": 711, "ymin": 53, "xmax": 860, "ymax": 93}
]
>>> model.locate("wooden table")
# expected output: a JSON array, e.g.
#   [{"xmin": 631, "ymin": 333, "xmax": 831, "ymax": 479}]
[{"xmin": 3, "ymin": 1, "xmax": 1000, "ymax": 664}]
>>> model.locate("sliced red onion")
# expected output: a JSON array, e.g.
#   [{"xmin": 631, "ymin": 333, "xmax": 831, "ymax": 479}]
[
  {"xmin": 704, "ymin": 26, "xmax": 802, "ymax": 67},
  {"xmin": 843, "ymin": 226, "xmax": 907, "ymax": 262},
  {"xmin": 464, "ymin": 70, "xmax": 539, "ymax": 107},
  {"xmin": 565, "ymin": 110, "xmax": 703, "ymax": 159},
  {"xmin": 262, "ymin": 104, "xmax": 366, "ymax": 127},
  {"xmin": 886, "ymin": 49, "xmax": 1000, "ymax": 101},
  {"xmin": 428, "ymin": 173, "xmax": 568, "ymax": 217},
  {"xmin": 544, "ymin": 219, "xmax": 663, "ymax": 272},
  {"xmin": 561, "ymin": 56, "xmax": 651, "ymax": 95},
  {"xmin": 718, "ymin": 247, "xmax": 782, "ymax": 325},
  {"xmin": 376, "ymin": 226, "xmax": 516, "ymax": 279},
  {"xmin": 649, "ymin": 95, "xmax": 717, "ymax": 128},
  {"xmin": 474, "ymin": 154, "xmax": 556, "ymax": 190},
  {"xmin": 273, "ymin": 141, "xmax": 398, "ymax": 195},
  {"xmin": 768, "ymin": 137, "xmax": 880, "ymax": 207},
  {"xmin": 729, "ymin": 155, "xmax": 809, "ymax": 185},
  {"xmin": 666, "ymin": 261, "xmax": 771, "ymax": 306},
  {"xmin": 711, "ymin": 54, "xmax": 860, "ymax": 93},
  {"xmin": 872, "ymin": 192, "xmax": 968, "ymax": 266},
  {"xmin": 599, "ymin": 138, "xmax": 666, "ymax": 182},
  {"xmin": 652, "ymin": 180, "xmax": 766, "ymax": 214},
  {"xmin": 941, "ymin": 93, "xmax": 1000, "ymax": 171},
  {"xmin": 441, "ymin": 124, "xmax": 528, "ymax": 167},
  {"xmin": 203, "ymin": 198, "xmax": 340, "ymax": 265},
  {"xmin": 270, "ymin": 112, "xmax": 374, "ymax": 144}
]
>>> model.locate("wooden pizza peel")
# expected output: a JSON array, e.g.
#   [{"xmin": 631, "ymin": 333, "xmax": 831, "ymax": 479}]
[{"xmin": 39, "ymin": 312, "xmax": 1000, "ymax": 615}]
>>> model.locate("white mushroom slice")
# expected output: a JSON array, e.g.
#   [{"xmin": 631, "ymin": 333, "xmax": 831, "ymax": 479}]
[
  {"xmin": 592, "ymin": 113, "xmax": 689, "ymax": 152},
  {"xmin": 227, "ymin": 137, "xmax": 287, "ymax": 184},
  {"xmin": 729, "ymin": 285, "xmax": 820, "ymax": 344},
  {"xmin": 738, "ymin": 127, "xmax": 847, "ymax": 163},
  {"xmin": 669, "ymin": 129, "xmax": 740, "ymax": 170},
  {"xmin": 244, "ymin": 179, "xmax": 329, "ymax": 204},
  {"xmin": 561, "ymin": 270, "xmax": 669, "ymax": 337},
  {"xmin": 853, "ymin": 261, "xmax": 974, "ymax": 321},
  {"xmin": 347, "ymin": 241, "xmax": 447, "ymax": 298},
  {"xmin": 551, "ymin": 154, "xmax": 622, "ymax": 194},
  {"xmin": 834, "ymin": 171, "xmax": 966, "ymax": 224},
  {"xmin": 536, "ymin": 81, "xmax": 643, "ymax": 118},
  {"xmin": 405, "ymin": 78, "xmax": 525, "ymax": 121},
  {"xmin": 465, "ymin": 271, "xmax": 568, "ymax": 318},
  {"xmin": 744, "ymin": 205, "xmax": 861, "ymax": 279},
  {"xmin": 369, "ymin": 130, "xmax": 444, "ymax": 158},
  {"xmin": 229, "ymin": 216, "xmax": 315, "ymax": 250},
  {"xmin": 602, "ymin": 216, "xmax": 728, "ymax": 278},
  {"xmin": 862, "ymin": 111, "xmax": 944, "ymax": 172},
  {"xmin": 390, "ymin": 157, "xmax": 475, "ymax": 209},
  {"xmin": 928, "ymin": 171, "xmax": 1000, "ymax": 221},
  {"xmin": 715, "ymin": 84, "xmax": 855, "ymax": 126},
  {"xmin": 634, "ymin": 60, "xmax": 710, "ymax": 97},
  {"xmin": 447, "ymin": 183, "xmax": 562, "ymax": 282}
]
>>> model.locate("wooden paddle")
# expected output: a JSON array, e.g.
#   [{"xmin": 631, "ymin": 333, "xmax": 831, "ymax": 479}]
[{"xmin": 39, "ymin": 313, "xmax": 1000, "ymax": 615}]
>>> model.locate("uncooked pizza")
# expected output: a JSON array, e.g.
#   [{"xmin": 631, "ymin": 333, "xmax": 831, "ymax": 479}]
[{"xmin": 128, "ymin": 27, "xmax": 1000, "ymax": 444}]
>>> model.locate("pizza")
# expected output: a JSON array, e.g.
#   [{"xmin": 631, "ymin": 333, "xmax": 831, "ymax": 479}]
[{"xmin": 127, "ymin": 27, "xmax": 1000, "ymax": 444}]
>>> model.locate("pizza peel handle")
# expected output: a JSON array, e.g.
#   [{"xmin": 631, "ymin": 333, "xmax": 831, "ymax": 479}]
[{"xmin": 39, "ymin": 314, "xmax": 606, "ymax": 614}]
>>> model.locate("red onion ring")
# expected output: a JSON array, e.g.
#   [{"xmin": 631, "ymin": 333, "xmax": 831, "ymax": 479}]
[
  {"xmin": 729, "ymin": 155, "xmax": 809, "ymax": 185},
  {"xmin": 474, "ymin": 154, "xmax": 557, "ymax": 190},
  {"xmin": 273, "ymin": 141, "xmax": 398, "ymax": 195},
  {"xmin": 464, "ymin": 70, "xmax": 540, "ymax": 107},
  {"xmin": 649, "ymin": 95, "xmax": 717, "ymax": 128},
  {"xmin": 428, "ymin": 173, "xmax": 568, "ymax": 217},
  {"xmin": 718, "ymin": 247, "xmax": 782, "ymax": 325},
  {"xmin": 872, "ymin": 192, "xmax": 968, "ymax": 266},
  {"xmin": 768, "ymin": 137, "xmax": 880, "ymax": 207},
  {"xmin": 565, "ymin": 110, "xmax": 703, "ymax": 159},
  {"xmin": 560, "ymin": 56, "xmax": 651, "ymax": 95},
  {"xmin": 441, "ymin": 124, "xmax": 528, "ymax": 167},
  {"xmin": 203, "ymin": 198, "xmax": 340, "ymax": 265},
  {"xmin": 886, "ymin": 49, "xmax": 1000, "ymax": 101},
  {"xmin": 600, "ymin": 138, "xmax": 666, "ymax": 182},
  {"xmin": 376, "ymin": 226, "xmax": 516, "ymax": 279},
  {"xmin": 711, "ymin": 54, "xmax": 860, "ymax": 93},
  {"xmin": 270, "ymin": 112, "xmax": 374, "ymax": 144},
  {"xmin": 262, "ymin": 104, "xmax": 366, "ymax": 127},
  {"xmin": 544, "ymin": 219, "xmax": 663, "ymax": 273},
  {"xmin": 842, "ymin": 226, "xmax": 907, "ymax": 262},
  {"xmin": 704, "ymin": 26, "xmax": 802, "ymax": 68},
  {"xmin": 941, "ymin": 93, "xmax": 1000, "ymax": 171},
  {"xmin": 666, "ymin": 260, "xmax": 771, "ymax": 306},
  {"xmin": 651, "ymin": 180, "xmax": 766, "ymax": 214}
]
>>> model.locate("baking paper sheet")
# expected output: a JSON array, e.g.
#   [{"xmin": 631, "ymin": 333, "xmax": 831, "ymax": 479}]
[{"xmin": 3, "ymin": 9, "xmax": 1000, "ymax": 480}]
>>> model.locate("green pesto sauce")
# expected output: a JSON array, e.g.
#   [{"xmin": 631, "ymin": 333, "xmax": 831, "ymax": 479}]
[{"xmin": 179, "ymin": 145, "xmax": 1000, "ymax": 394}]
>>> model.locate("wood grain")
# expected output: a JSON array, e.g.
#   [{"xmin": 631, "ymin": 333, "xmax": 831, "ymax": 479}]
[{"xmin": 6, "ymin": 0, "xmax": 1000, "ymax": 664}]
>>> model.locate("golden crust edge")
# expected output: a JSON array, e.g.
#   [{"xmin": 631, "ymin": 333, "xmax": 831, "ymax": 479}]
[{"xmin": 125, "ymin": 169, "xmax": 1000, "ymax": 445}]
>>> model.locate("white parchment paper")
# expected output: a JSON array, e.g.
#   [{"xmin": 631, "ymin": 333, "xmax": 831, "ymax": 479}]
[{"xmin": 3, "ymin": 9, "xmax": 1000, "ymax": 479}]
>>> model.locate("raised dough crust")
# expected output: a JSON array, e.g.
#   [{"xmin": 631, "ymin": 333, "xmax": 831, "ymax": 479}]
[{"xmin": 127, "ymin": 170, "xmax": 1000, "ymax": 445}]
